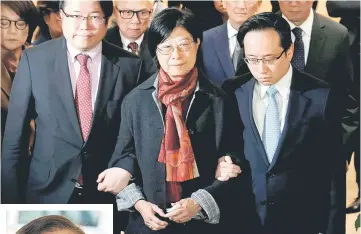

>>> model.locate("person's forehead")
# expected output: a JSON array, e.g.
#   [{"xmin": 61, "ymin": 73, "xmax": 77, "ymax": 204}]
[
  {"xmin": 244, "ymin": 30, "xmax": 282, "ymax": 51},
  {"xmin": 279, "ymin": 1, "xmax": 313, "ymax": 7},
  {"xmin": 115, "ymin": 0, "xmax": 153, "ymax": 9},
  {"xmin": 63, "ymin": 0, "xmax": 102, "ymax": 12},
  {"xmin": 1, "ymin": 5, "xmax": 22, "ymax": 19}
]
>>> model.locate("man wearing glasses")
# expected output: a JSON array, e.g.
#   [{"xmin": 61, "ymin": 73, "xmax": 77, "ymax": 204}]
[
  {"xmin": 2, "ymin": 0, "xmax": 142, "ymax": 232},
  {"xmin": 105, "ymin": 0, "xmax": 157, "ymax": 80},
  {"xmin": 221, "ymin": 12, "xmax": 344, "ymax": 234}
]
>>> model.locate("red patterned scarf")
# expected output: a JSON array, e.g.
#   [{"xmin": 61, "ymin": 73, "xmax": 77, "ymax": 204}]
[{"xmin": 157, "ymin": 67, "xmax": 200, "ymax": 201}]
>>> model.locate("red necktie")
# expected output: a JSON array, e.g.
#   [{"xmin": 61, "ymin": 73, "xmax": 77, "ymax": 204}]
[
  {"xmin": 75, "ymin": 54, "xmax": 92, "ymax": 142},
  {"xmin": 75, "ymin": 54, "xmax": 92, "ymax": 187},
  {"xmin": 127, "ymin": 42, "xmax": 139, "ymax": 55}
]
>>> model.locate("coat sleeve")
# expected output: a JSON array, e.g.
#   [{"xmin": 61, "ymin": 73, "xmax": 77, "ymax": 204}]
[
  {"xmin": 323, "ymin": 90, "xmax": 346, "ymax": 234},
  {"xmin": 108, "ymin": 94, "xmax": 138, "ymax": 176},
  {"xmin": 200, "ymin": 93, "xmax": 260, "ymax": 232},
  {"xmin": 1, "ymin": 51, "xmax": 34, "ymax": 203}
]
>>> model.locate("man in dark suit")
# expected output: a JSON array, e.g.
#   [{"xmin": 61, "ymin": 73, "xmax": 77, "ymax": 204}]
[
  {"xmin": 327, "ymin": 0, "xmax": 360, "ymax": 214},
  {"xmin": 278, "ymin": 0, "xmax": 358, "ymax": 155},
  {"xmin": 1, "ymin": 0, "xmax": 141, "ymax": 208},
  {"xmin": 222, "ymin": 13, "xmax": 345, "ymax": 234},
  {"xmin": 105, "ymin": 0, "xmax": 156, "ymax": 79},
  {"xmin": 201, "ymin": 0, "xmax": 261, "ymax": 86}
]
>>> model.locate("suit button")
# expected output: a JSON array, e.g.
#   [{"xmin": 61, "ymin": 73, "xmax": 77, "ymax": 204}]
[
  {"xmin": 268, "ymin": 201, "xmax": 275, "ymax": 205},
  {"xmin": 260, "ymin": 200, "xmax": 267, "ymax": 206},
  {"xmin": 269, "ymin": 173, "xmax": 276, "ymax": 178},
  {"xmin": 188, "ymin": 129, "xmax": 195, "ymax": 135}
]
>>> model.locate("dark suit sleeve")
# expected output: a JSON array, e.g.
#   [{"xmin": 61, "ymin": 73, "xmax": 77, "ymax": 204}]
[
  {"xmin": 1, "ymin": 51, "xmax": 34, "ymax": 203},
  {"xmin": 202, "ymin": 94, "xmax": 259, "ymax": 233},
  {"xmin": 330, "ymin": 29, "xmax": 359, "ymax": 157},
  {"xmin": 137, "ymin": 59, "xmax": 153, "ymax": 85},
  {"xmin": 323, "ymin": 90, "xmax": 346, "ymax": 234},
  {"xmin": 108, "ymin": 94, "xmax": 137, "ymax": 176}
]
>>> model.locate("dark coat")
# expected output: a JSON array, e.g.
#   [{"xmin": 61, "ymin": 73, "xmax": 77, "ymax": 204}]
[
  {"xmin": 109, "ymin": 70, "xmax": 259, "ymax": 234},
  {"xmin": 222, "ymin": 70, "xmax": 345, "ymax": 234}
]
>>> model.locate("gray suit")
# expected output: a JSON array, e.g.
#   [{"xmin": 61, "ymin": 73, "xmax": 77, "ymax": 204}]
[{"xmin": 1, "ymin": 37, "xmax": 143, "ymax": 204}]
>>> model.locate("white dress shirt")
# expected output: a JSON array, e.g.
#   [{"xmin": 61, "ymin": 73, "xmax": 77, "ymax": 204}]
[
  {"xmin": 283, "ymin": 9, "xmax": 314, "ymax": 64},
  {"xmin": 253, "ymin": 65, "xmax": 293, "ymax": 138},
  {"xmin": 119, "ymin": 30, "xmax": 144, "ymax": 54},
  {"xmin": 227, "ymin": 20, "xmax": 240, "ymax": 58},
  {"xmin": 67, "ymin": 42, "xmax": 102, "ymax": 112}
]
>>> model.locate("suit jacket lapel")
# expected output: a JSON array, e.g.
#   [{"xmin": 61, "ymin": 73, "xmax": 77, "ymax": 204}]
[
  {"xmin": 214, "ymin": 24, "xmax": 235, "ymax": 79},
  {"xmin": 140, "ymin": 31, "xmax": 156, "ymax": 72},
  {"xmin": 304, "ymin": 13, "xmax": 327, "ymax": 74},
  {"xmin": 186, "ymin": 73, "xmax": 212, "ymax": 138},
  {"xmin": 235, "ymin": 79, "xmax": 270, "ymax": 166},
  {"xmin": 53, "ymin": 37, "xmax": 83, "ymax": 142},
  {"xmin": 87, "ymin": 41, "xmax": 120, "ymax": 139},
  {"xmin": 106, "ymin": 26, "xmax": 123, "ymax": 49},
  {"xmin": 268, "ymin": 73, "xmax": 310, "ymax": 170}
]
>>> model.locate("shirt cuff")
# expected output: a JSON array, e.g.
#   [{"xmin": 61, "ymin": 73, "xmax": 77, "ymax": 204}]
[
  {"xmin": 116, "ymin": 183, "xmax": 145, "ymax": 212},
  {"xmin": 191, "ymin": 189, "xmax": 220, "ymax": 224}
]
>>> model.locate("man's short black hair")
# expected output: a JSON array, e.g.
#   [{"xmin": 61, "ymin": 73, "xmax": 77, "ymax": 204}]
[
  {"xmin": 237, "ymin": 12, "xmax": 292, "ymax": 52},
  {"xmin": 59, "ymin": 0, "xmax": 113, "ymax": 22}
]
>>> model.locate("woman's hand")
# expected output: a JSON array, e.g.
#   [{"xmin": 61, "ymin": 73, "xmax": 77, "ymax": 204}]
[
  {"xmin": 164, "ymin": 198, "xmax": 201, "ymax": 223},
  {"xmin": 135, "ymin": 200, "xmax": 168, "ymax": 231}
]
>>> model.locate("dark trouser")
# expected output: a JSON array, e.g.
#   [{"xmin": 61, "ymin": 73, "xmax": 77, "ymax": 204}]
[{"xmin": 346, "ymin": 130, "xmax": 360, "ymax": 193}]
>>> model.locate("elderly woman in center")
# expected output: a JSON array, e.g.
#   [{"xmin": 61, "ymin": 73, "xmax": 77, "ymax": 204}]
[{"xmin": 97, "ymin": 8, "xmax": 258, "ymax": 234}]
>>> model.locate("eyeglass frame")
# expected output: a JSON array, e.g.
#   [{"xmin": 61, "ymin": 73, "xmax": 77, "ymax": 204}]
[
  {"xmin": 0, "ymin": 18, "xmax": 28, "ymax": 30},
  {"xmin": 116, "ymin": 8, "xmax": 152, "ymax": 20},
  {"xmin": 60, "ymin": 9, "xmax": 106, "ymax": 25},
  {"xmin": 244, "ymin": 50, "xmax": 286, "ymax": 66},
  {"xmin": 157, "ymin": 40, "xmax": 196, "ymax": 55}
]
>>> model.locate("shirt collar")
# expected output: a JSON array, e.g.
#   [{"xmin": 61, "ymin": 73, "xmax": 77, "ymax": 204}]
[
  {"xmin": 67, "ymin": 41, "xmax": 102, "ymax": 63},
  {"xmin": 119, "ymin": 30, "xmax": 145, "ymax": 49},
  {"xmin": 227, "ymin": 20, "xmax": 239, "ymax": 39},
  {"xmin": 257, "ymin": 65, "xmax": 293, "ymax": 100},
  {"xmin": 283, "ymin": 8, "xmax": 314, "ymax": 37}
]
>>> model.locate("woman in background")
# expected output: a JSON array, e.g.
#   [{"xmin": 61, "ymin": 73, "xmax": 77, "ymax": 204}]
[
  {"xmin": 1, "ymin": 0, "xmax": 38, "ymax": 140},
  {"xmin": 32, "ymin": 0, "xmax": 62, "ymax": 45}
]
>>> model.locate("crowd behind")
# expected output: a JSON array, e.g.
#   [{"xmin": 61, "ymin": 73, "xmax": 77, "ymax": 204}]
[{"xmin": 1, "ymin": 1, "xmax": 360, "ymax": 234}]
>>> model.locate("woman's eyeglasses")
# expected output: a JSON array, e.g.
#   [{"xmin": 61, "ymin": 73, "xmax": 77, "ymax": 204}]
[
  {"xmin": 157, "ymin": 41, "xmax": 195, "ymax": 55},
  {"xmin": 0, "ymin": 19, "xmax": 27, "ymax": 30}
]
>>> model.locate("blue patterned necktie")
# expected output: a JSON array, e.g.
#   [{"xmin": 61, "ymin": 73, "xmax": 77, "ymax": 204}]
[
  {"xmin": 291, "ymin": 27, "xmax": 305, "ymax": 72},
  {"xmin": 262, "ymin": 85, "xmax": 281, "ymax": 163}
]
